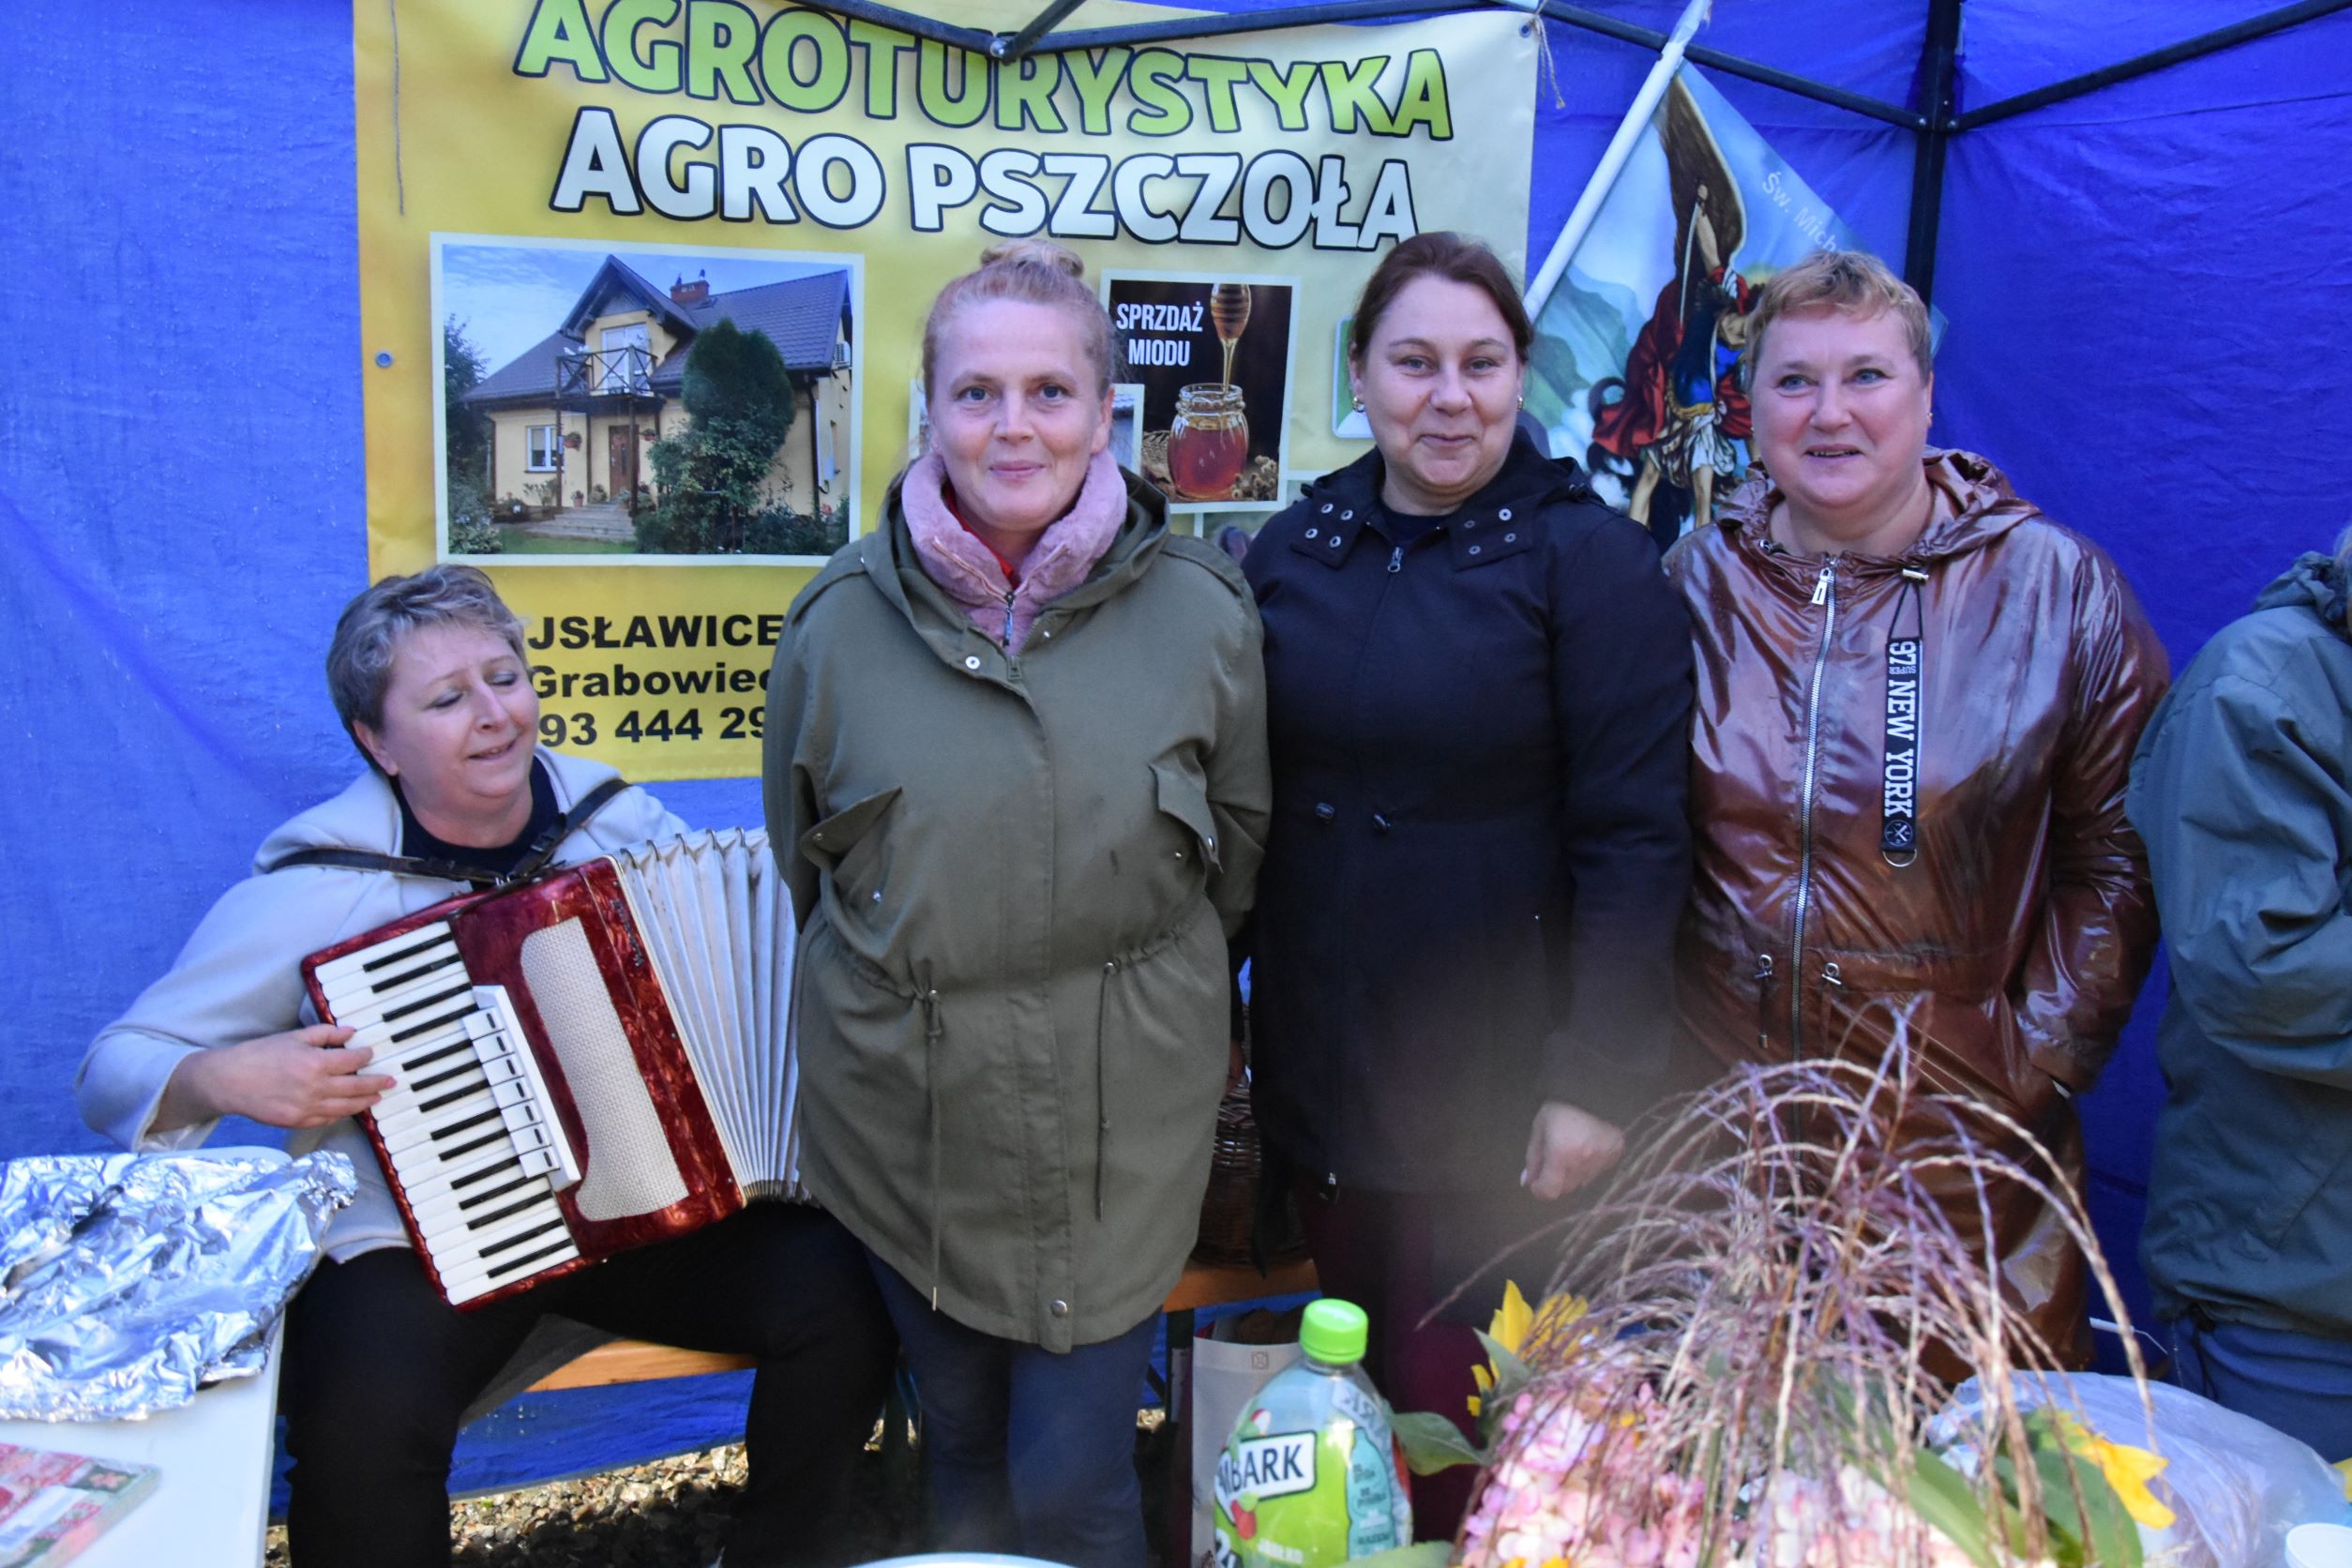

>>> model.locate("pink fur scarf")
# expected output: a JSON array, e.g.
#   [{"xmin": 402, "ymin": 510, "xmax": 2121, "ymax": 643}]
[{"xmin": 900, "ymin": 446, "xmax": 1130, "ymax": 651}]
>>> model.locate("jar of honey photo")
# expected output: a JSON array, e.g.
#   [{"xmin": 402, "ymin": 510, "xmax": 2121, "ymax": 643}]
[{"xmin": 1168, "ymin": 384, "xmax": 1249, "ymax": 501}]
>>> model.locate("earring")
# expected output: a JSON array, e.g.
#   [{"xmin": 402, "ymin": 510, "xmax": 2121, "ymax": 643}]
[
  {"xmin": 1350, "ymin": 395, "xmax": 1364, "ymax": 412},
  {"xmin": 1516, "ymin": 393, "xmax": 1526, "ymax": 409}
]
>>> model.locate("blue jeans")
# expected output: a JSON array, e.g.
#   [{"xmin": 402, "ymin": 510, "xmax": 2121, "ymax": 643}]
[
  {"xmin": 2168, "ymin": 1313, "xmax": 2352, "ymax": 1461},
  {"xmin": 867, "ymin": 1251, "xmax": 1157, "ymax": 1568}
]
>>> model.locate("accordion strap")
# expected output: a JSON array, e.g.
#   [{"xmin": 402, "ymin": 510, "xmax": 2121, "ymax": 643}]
[{"xmin": 264, "ymin": 776, "xmax": 632, "ymax": 887}]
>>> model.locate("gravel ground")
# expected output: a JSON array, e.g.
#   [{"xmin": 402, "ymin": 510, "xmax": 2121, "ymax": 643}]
[{"xmin": 263, "ymin": 1411, "xmax": 1178, "ymax": 1567}]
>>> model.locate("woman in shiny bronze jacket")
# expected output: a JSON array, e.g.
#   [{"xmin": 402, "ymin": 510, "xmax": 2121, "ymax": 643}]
[{"xmin": 1665, "ymin": 249, "xmax": 2168, "ymax": 1363}]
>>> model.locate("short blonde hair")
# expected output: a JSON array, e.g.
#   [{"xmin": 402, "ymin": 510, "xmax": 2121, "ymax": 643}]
[
  {"xmin": 327, "ymin": 565, "xmax": 526, "ymax": 762},
  {"xmin": 1742, "ymin": 249, "xmax": 1932, "ymax": 390}
]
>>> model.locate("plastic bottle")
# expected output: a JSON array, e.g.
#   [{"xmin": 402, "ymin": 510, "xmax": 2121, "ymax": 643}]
[
  {"xmin": 1212, "ymin": 1298, "xmax": 1413, "ymax": 1568},
  {"xmin": 2288, "ymin": 1522, "xmax": 2352, "ymax": 1568}
]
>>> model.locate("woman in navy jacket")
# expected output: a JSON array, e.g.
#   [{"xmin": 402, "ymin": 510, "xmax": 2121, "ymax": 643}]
[{"xmin": 1244, "ymin": 232, "xmax": 1693, "ymax": 1531}]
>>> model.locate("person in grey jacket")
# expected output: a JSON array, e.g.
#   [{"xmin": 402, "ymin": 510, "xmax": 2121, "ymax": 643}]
[
  {"xmin": 2131, "ymin": 534, "xmax": 2352, "ymax": 1459},
  {"xmin": 766, "ymin": 241, "xmax": 1270, "ymax": 1568},
  {"xmin": 79, "ymin": 565, "xmax": 891, "ymax": 1568}
]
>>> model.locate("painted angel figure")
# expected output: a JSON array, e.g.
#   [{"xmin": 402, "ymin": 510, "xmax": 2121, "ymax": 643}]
[{"xmin": 1587, "ymin": 78, "xmax": 1758, "ymax": 548}]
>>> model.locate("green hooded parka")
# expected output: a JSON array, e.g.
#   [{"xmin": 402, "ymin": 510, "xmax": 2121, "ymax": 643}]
[{"xmin": 765, "ymin": 475, "xmax": 1269, "ymax": 1350}]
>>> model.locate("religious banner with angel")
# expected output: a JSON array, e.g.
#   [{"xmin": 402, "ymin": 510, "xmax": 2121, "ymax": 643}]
[{"xmin": 1525, "ymin": 68, "xmax": 1891, "ymax": 550}]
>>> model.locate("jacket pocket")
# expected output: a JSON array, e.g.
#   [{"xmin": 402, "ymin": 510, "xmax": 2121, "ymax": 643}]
[
  {"xmin": 1151, "ymin": 761, "xmax": 1221, "ymax": 872},
  {"xmin": 799, "ymin": 786, "xmax": 903, "ymax": 902}
]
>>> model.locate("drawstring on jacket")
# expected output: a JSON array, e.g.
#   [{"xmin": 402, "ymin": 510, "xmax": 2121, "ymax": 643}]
[
  {"xmin": 918, "ymin": 963, "xmax": 944, "ymax": 1309},
  {"xmin": 1093, "ymin": 957, "xmax": 1120, "ymax": 1221},
  {"xmin": 1753, "ymin": 953, "xmax": 1776, "ymax": 1055},
  {"xmin": 895, "ymin": 918, "xmax": 1191, "ymax": 1321}
]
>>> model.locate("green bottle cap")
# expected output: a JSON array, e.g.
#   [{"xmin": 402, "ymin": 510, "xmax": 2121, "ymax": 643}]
[{"xmin": 1299, "ymin": 1298, "xmax": 1368, "ymax": 1364}]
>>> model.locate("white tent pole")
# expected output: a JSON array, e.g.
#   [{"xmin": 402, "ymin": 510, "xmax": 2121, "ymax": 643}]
[{"xmin": 1521, "ymin": 0, "xmax": 1711, "ymax": 318}]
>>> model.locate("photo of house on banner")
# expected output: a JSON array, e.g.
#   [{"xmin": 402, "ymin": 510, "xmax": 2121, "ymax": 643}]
[
  {"xmin": 432, "ymin": 235, "xmax": 861, "ymax": 565},
  {"xmin": 1101, "ymin": 272, "xmax": 1296, "ymax": 514}
]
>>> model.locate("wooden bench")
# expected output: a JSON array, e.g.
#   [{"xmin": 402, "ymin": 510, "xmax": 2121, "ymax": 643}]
[
  {"xmin": 527, "ymin": 1337, "xmax": 756, "ymax": 1392},
  {"xmin": 527, "ymin": 1254, "xmax": 1319, "ymax": 1391}
]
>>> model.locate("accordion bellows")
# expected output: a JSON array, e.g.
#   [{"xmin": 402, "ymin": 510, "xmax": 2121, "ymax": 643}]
[{"xmin": 302, "ymin": 829, "xmax": 802, "ymax": 1309}]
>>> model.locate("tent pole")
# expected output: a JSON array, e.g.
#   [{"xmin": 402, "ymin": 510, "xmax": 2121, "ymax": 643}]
[
  {"xmin": 801, "ymin": 0, "xmax": 992, "ymax": 51},
  {"xmin": 805, "ymin": 0, "xmax": 1452, "ymax": 53},
  {"xmin": 1522, "ymin": 4, "xmax": 1922, "ymax": 128},
  {"xmin": 1678, "ymin": 42, "xmax": 1917, "ymax": 129},
  {"xmin": 804, "ymin": 0, "xmax": 1919, "ymax": 128},
  {"xmin": 1902, "ymin": 0, "xmax": 1963, "ymax": 305},
  {"xmin": 1956, "ymin": 0, "xmax": 2352, "ymax": 130},
  {"xmin": 1523, "ymin": 0, "xmax": 1710, "ymax": 318},
  {"xmin": 991, "ymin": 0, "xmax": 1092, "ymax": 60}
]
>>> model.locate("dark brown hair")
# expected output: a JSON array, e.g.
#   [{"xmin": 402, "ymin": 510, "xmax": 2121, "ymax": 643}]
[
  {"xmin": 1347, "ymin": 231, "xmax": 1532, "ymax": 366},
  {"xmin": 920, "ymin": 238, "xmax": 1120, "ymax": 402}
]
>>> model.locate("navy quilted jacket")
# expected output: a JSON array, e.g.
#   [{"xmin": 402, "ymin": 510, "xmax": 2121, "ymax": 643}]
[{"xmin": 1243, "ymin": 433, "xmax": 1692, "ymax": 1193}]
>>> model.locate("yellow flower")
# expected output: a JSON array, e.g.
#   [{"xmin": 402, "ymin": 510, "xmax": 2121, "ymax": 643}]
[
  {"xmin": 2054, "ymin": 1411, "xmax": 2176, "ymax": 1531},
  {"xmin": 1530, "ymin": 1289, "xmax": 1588, "ymax": 1351},
  {"xmin": 1469, "ymin": 1282, "xmax": 1535, "ymax": 1416},
  {"xmin": 1469, "ymin": 1283, "xmax": 1589, "ymax": 1416},
  {"xmin": 1494, "ymin": 1279, "xmax": 1537, "ymax": 1355}
]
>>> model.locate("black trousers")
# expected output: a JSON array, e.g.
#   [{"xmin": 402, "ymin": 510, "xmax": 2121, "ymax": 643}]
[{"xmin": 280, "ymin": 1204, "xmax": 895, "ymax": 1568}]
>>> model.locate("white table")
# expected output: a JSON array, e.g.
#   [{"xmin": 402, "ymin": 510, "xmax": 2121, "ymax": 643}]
[
  {"xmin": 0, "ymin": 1146, "xmax": 300, "ymax": 1566},
  {"xmin": 0, "ymin": 1334, "xmax": 281, "ymax": 1568},
  {"xmin": 0, "ymin": 1322, "xmax": 282, "ymax": 1568}
]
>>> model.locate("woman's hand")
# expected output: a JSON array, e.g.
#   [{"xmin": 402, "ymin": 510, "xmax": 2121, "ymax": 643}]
[
  {"xmin": 1522, "ymin": 1100, "xmax": 1624, "ymax": 1200},
  {"xmin": 156, "ymin": 1025, "xmax": 393, "ymax": 1132}
]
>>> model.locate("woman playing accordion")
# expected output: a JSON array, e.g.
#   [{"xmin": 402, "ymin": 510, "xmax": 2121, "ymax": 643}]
[{"xmin": 76, "ymin": 565, "xmax": 892, "ymax": 1568}]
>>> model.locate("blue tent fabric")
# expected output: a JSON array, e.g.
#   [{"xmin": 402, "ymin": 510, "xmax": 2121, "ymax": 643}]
[{"xmin": 8, "ymin": 0, "xmax": 2352, "ymax": 1493}]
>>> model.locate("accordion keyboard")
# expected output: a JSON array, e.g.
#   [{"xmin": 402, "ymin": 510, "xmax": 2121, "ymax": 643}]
[{"xmin": 314, "ymin": 924, "xmax": 585, "ymax": 1304}]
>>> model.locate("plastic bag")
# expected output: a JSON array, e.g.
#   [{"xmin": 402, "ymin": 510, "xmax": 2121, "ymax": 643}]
[
  {"xmin": 1940, "ymin": 1370, "xmax": 2345, "ymax": 1568},
  {"xmin": 1190, "ymin": 1312, "xmax": 1305, "ymax": 1566}
]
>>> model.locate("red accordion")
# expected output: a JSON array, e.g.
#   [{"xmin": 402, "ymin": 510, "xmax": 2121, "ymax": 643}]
[{"xmin": 300, "ymin": 830, "xmax": 800, "ymax": 1309}]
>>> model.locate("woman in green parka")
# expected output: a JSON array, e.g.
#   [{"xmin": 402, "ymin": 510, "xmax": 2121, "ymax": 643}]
[{"xmin": 764, "ymin": 239, "xmax": 1270, "ymax": 1568}]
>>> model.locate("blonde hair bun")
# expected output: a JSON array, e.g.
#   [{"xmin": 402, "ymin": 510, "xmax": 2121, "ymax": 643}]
[
  {"xmin": 978, "ymin": 238, "xmax": 1087, "ymax": 280},
  {"xmin": 920, "ymin": 239, "xmax": 1118, "ymax": 400}
]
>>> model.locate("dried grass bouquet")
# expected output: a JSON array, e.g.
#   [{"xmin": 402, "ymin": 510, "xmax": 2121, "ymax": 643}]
[{"xmin": 1393, "ymin": 1025, "xmax": 2176, "ymax": 1568}]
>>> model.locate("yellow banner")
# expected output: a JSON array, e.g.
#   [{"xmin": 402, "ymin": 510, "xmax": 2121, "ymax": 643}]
[{"xmin": 356, "ymin": 1, "xmax": 1534, "ymax": 778}]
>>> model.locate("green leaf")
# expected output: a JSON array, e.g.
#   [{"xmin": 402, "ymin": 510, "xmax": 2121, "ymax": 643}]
[
  {"xmin": 2030, "ymin": 1428, "xmax": 2142, "ymax": 1568},
  {"xmin": 1472, "ymin": 1329, "xmax": 1534, "ymax": 1399},
  {"xmin": 1902, "ymin": 1447, "xmax": 2002, "ymax": 1568},
  {"xmin": 1390, "ymin": 1410, "xmax": 1488, "ymax": 1476},
  {"xmin": 1987, "ymin": 1450, "xmax": 2076, "ymax": 1565},
  {"xmin": 1345, "ymin": 1543, "xmax": 1454, "ymax": 1568}
]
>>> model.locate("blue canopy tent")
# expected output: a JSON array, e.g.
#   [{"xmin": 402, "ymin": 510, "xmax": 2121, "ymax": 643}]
[{"xmin": 6, "ymin": 0, "xmax": 2349, "ymax": 1493}]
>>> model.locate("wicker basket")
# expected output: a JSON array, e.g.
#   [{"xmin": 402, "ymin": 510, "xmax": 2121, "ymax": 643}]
[{"xmin": 1192, "ymin": 1072, "xmax": 1306, "ymax": 1266}]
